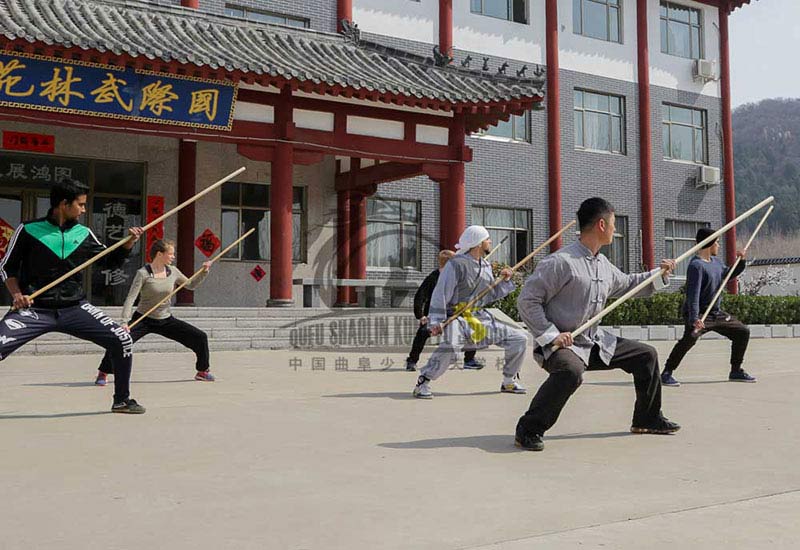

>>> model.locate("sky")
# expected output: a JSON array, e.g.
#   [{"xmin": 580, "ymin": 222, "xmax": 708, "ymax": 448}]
[{"xmin": 730, "ymin": 0, "xmax": 800, "ymax": 107}]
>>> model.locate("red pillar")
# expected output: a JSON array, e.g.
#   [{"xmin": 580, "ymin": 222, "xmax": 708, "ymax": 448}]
[
  {"xmin": 440, "ymin": 115, "xmax": 466, "ymax": 250},
  {"xmin": 336, "ymin": 190, "xmax": 352, "ymax": 305},
  {"xmin": 719, "ymin": 2, "xmax": 738, "ymax": 293},
  {"xmin": 636, "ymin": 0, "xmax": 655, "ymax": 269},
  {"xmin": 439, "ymin": 0, "xmax": 453, "ymax": 57},
  {"xmin": 176, "ymin": 139, "xmax": 196, "ymax": 306},
  {"xmin": 545, "ymin": 0, "xmax": 562, "ymax": 251},
  {"xmin": 269, "ymin": 89, "xmax": 294, "ymax": 306},
  {"xmin": 349, "ymin": 192, "xmax": 367, "ymax": 305},
  {"xmin": 180, "ymin": 0, "xmax": 199, "ymax": 8},
  {"xmin": 337, "ymin": 0, "xmax": 352, "ymax": 32}
]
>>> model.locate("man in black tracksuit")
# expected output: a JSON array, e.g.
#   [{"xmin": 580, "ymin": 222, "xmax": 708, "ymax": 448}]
[
  {"xmin": 0, "ymin": 179, "xmax": 146, "ymax": 413},
  {"xmin": 405, "ymin": 250, "xmax": 482, "ymax": 371}
]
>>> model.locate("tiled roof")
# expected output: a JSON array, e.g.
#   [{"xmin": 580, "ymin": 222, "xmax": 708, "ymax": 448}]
[{"xmin": 0, "ymin": 0, "xmax": 545, "ymax": 107}]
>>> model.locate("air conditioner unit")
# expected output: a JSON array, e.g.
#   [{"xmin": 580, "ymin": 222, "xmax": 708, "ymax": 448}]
[
  {"xmin": 695, "ymin": 165, "xmax": 721, "ymax": 189},
  {"xmin": 693, "ymin": 59, "xmax": 716, "ymax": 82}
]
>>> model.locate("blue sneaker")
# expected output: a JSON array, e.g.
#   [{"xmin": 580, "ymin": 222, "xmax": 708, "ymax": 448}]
[
  {"xmin": 405, "ymin": 360, "xmax": 417, "ymax": 372},
  {"xmin": 729, "ymin": 370, "xmax": 756, "ymax": 383},
  {"xmin": 661, "ymin": 371, "xmax": 680, "ymax": 387},
  {"xmin": 463, "ymin": 358, "xmax": 484, "ymax": 370}
]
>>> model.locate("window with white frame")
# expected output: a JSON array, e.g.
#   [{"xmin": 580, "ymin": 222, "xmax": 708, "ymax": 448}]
[
  {"xmin": 662, "ymin": 104, "xmax": 707, "ymax": 164},
  {"xmin": 573, "ymin": 0, "xmax": 622, "ymax": 43},
  {"xmin": 600, "ymin": 215, "xmax": 628, "ymax": 271},
  {"xmin": 367, "ymin": 198, "xmax": 420, "ymax": 269},
  {"xmin": 471, "ymin": 206, "xmax": 531, "ymax": 265},
  {"xmin": 660, "ymin": 1, "xmax": 703, "ymax": 59},
  {"xmin": 478, "ymin": 111, "xmax": 530, "ymax": 142},
  {"xmin": 224, "ymin": 5, "xmax": 309, "ymax": 28},
  {"xmin": 665, "ymin": 219, "xmax": 710, "ymax": 277},
  {"xmin": 470, "ymin": 0, "xmax": 528, "ymax": 23},
  {"xmin": 574, "ymin": 90, "xmax": 625, "ymax": 154}
]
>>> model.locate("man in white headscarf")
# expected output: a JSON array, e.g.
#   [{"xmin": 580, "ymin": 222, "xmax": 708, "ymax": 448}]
[{"xmin": 412, "ymin": 225, "xmax": 529, "ymax": 399}]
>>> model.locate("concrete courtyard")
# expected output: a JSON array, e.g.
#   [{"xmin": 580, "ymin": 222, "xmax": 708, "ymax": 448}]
[{"xmin": 0, "ymin": 338, "xmax": 798, "ymax": 549}]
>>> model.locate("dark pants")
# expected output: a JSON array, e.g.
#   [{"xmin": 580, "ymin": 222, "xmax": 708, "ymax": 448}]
[
  {"xmin": 665, "ymin": 314, "xmax": 750, "ymax": 372},
  {"xmin": 406, "ymin": 324, "xmax": 477, "ymax": 364},
  {"xmin": 0, "ymin": 302, "xmax": 133, "ymax": 403},
  {"xmin": 99, "ymin": 312, "xmax": 210, "ymax": 374},
  {"xmin": 517, "ymin": 338, "xmax": 663, "ymax": 436}
]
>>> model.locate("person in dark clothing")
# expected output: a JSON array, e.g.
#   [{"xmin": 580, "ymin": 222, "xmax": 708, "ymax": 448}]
[
  {"xmin": 405, "ymin": 250, "xmax": 483, "ymax": 372},
  {"xmin": 0, "ymin": 179, "xmax": 146, "ymax": 413},
  {"xmin": 661, "ymin": 227, "xmax": 754, "ymax": 386}
]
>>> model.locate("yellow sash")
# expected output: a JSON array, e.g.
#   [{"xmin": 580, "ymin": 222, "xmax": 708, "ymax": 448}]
[{"xmin": 455, "ymin": 302, "xmax": 487, "ymax": 344}]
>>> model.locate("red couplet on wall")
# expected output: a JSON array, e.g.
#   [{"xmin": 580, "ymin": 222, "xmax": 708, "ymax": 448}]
[
  {"xmin": 145, "ymin": 195, "xmax": 165, "ymax": 262},
  {"xmin": 2, "ymin": 131, "xmax": 55, "ymax": 154}
]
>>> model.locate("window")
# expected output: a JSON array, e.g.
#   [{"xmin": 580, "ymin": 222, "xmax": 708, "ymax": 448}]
[
  {"xmin": 477, "ymin": 111, "xmax": 530, "ymax": 142},
  {"xmin": 574, "ymin": 90, "xmax": 625, "ymax": 154},
  {"xmin": 471, "ymin": 206, "xmax": 530, "ymax": 266},
  {"xmin": 660, "ymin": 1, "xmax": 703, "ymax": 59},
  {"xmin": 662, "ymin": 104, "xmax": 707, "ymax": 164},
  {"xmin": 224, "ymin": 5, "xmax": 309, "ymax": 28},
  {"xmin": 470, "ymin": 0, "xmax": 528, "ymax": 23},
  {"xmin": 366, "ymin": 198, "xmax": 420, "ymax": 269},
  {"xmin": 600, "ymin": 215, "xmax": 628, "ymax": 271},
  {"xmin": 573, "ymin": 0, "xmax": 622, "ymax": 43},
  {"xmin": 220, "ymin": 182, "xmax": 306, "ymax": 262},
  {"xmin": 665, "ymin": 220, "xmax": 709, "ymax": 277}
]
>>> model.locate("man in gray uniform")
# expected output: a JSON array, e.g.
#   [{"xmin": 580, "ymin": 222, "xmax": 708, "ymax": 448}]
[
  {"xmin": 514, "ymin": 198, "xmax": 680, "ymax": 451},
  {"xmin": 412, "ymin": 225, "xmax": 528, "ymax": 399}
]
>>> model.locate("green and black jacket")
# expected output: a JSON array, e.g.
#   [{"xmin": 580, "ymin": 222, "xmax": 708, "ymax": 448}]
[{"xmin": 0, "ymin": 213, "xmax": 130, "ymax": 308}]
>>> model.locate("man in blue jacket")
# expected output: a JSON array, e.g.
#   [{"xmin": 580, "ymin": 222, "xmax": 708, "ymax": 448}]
[{"xmin": 661, "ymin": 227, "xmax": 753, "ymax": 386}]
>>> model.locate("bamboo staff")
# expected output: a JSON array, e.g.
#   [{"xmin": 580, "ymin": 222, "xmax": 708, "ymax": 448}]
[
  {"xmin": 441, "ymin": 220, "xmax": 577, "ymax": 329},
  {"xmin": 696, "ymin": 205, "xmax": 773, "ymax": 330},
  {"xmin": 484, "ymin": 235, "xmax": 509, "ymax": 262},
  {"xmin": 26, "ymin": 166, "xmax": 247, "ymax": 303},
  {"xmin": 128, "ymin": 228, "xmax": 255, "ymax": 329},
  {"xmin": 552, "ymin": 196, "xmax": 774, "ymax": 350}
]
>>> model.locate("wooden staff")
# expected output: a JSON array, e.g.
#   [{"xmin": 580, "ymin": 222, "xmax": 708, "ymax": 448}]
[
  {"xmin": 128, "ymin": 228, "xmax": 255, "ymax": 329},
  {"xmin": 697, "ymin": 205, "xmax": 773, "ymax": 328},
  {"xmin": 484, "ymin": 235, "xmax": 509, "ymax": 262},
  {"xmin": 26, "ymin": 166, "xmax": 247, "ymax": 303},
  {"xmin": 441, "ymin": 220, "xmax": 576, "ymax": 329},
  {"xmin": 552, "ymin": 196, "xmax": 774, "ymax": 350}
]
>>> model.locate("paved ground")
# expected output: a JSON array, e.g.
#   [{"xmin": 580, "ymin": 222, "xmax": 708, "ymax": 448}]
[{"xmin": 0, "ymin": 339, "xmax": 798, "ymax": 550}]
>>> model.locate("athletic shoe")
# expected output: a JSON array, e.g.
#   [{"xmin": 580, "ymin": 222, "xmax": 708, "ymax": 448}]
[
  {"xmin": 95, "ymin": 372, "xmax": 108, "ymax": 386},
  {"xmin": 413, "ymin": 376, "xmax": 432, "ymax": 399},
  {"xmin": 661, "ymin": 371, "xmax": 680, "ymax": 387},
  {"xmin": 729, "ymin": 370, "xmax": 756, "ymax": 383},
  {"xmin": 501, "ymin": 379, "xmax": 527, "ymax": 394},
  {"xmin": 463, "ymin": 358, "xmax": 485, "ymax": 370},
  {"xmin": 405, "ymin": 360, "xmax": 417, "ymax": 372},
  {"xmin": 631, "ymin": 415, "xmax": 680, "ymax": 434},
  {"xmin": 515, "ymin": 432, "xmax": 544, "ymax": 452},
  {"xmin": 111, "ymin": 399, "xmax": 146, "ymax": 414},
  {"xmin": 195, "ymin": 370, "xmax": 215, "ymax": 382}
]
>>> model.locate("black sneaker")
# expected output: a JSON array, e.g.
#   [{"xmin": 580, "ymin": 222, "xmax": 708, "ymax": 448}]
[
  {"xmin": 111, "ymin": 398, "xmax": 146, "ymax": 414},
  {"xmin": 515, "ymin": 432, "xmax": 544, "ymax": 451},
  {"xmin": 631, "ymin": 415, "xmax": 680, "ymax": 434},
  {"xmin": 729, "ymin": 370, "xmax": 756, "ymax": 383},
  {"xmin": 405, "ymin": 360, "xmax": 417, "ymax": 372}
]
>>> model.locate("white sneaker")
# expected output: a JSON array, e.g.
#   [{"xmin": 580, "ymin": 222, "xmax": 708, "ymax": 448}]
[
  {"xmin": 501, "ymin": 379, "xmax": 527, "ymax": 394},
  {"xmin": 413, "ymin": 376, "xmax": 432, "ymax": 399}
]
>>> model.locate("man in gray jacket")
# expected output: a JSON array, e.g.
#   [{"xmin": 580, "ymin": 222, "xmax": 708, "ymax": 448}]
[{"xmin": 514, "ymin": 198, "xmax": 680, "ymax": 451}]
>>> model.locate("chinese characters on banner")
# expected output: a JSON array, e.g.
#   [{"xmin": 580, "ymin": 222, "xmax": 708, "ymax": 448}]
[
  {"xmin": 0, "ymin": 52, "xmax": 237, "ymax": 130},
  {"xmin": 0, "ymin": 154, "xmax": 87, "ymax": 186},
  {"xmin": 145, "ymin": 196, "xmax": 165, "ymax": 262},
  {"xmin": 195, "ymin": 229, "xmax": 221, "ymax": 258},
  {"xmin": 2, "ymin": 131, "xmax": 55, "ymax": 153}
]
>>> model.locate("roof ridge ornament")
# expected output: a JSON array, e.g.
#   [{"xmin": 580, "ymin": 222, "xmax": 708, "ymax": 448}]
[
  {"xmin": 497, "ymin": 62, "xmax": 508, "ymax": 75},
  {"xmin": 432, "ymin": 46, "xmax": 453, "ymax": 67},
  {"xmin": 340, "ymin": 19, "xmax": 360, "ymax": 46},
  {"xmin": 482, "ymin": 57, "xmax": 490, "ymax": 71},
  {"xmin": 461, "ymin": 55, "xmax": 472, "ymax": 68}
]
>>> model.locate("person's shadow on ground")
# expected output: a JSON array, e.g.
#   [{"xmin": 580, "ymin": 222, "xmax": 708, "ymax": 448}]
[{"xmin": 379, "ymin": 431, "xmax": 632, "ymax": 454}]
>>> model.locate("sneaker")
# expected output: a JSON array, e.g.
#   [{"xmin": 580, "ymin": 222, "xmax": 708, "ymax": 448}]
[
  {"xmin": 195, "ymin": 370, "xmax": 215, "ymax": 382},
  {"xmin": 515, "ymin": 432, "xmax": 544, "ymax": 452},
  {"xmin": 463, "ymin": 358, "xmax": 485, "ymax": 370},
  {"xmin": 661, "ymin": 371, "xmax": 680, "ymax": 387},
  {"xmin": 111, "ymin": 398, "xmax": 146, "ymax": 414},
  {"xmin": 94, "ymin": 371, "xmax": 108, "ymax": 386},
  {"xmin": 631, "ymin": 415, "xmax": 680, "ymax": 434},
  {"xmin": 729, "ymin": 370, "xmax": 756, "ymax": 383},
  {"xmin": 413, "ymin": 376, "xmax": 432, "ymax": 399},
  {"xmin": 501, "ymin": 378, "xmax": 527, "ymax": 394},
  {"xmin": 405, "ymin": 360, "xmax": 417, "ymax": 372}
]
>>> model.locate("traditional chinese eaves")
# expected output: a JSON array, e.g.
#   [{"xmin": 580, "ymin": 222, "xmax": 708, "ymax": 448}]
[{"xmin": 0, "ymin": 0, "xmax": 545, "ymax": 112}]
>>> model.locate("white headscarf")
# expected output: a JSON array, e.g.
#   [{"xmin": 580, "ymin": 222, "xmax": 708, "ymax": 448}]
[{"xmin": 455, "ymin": 225, "xmax": 490, "ymax": 255}]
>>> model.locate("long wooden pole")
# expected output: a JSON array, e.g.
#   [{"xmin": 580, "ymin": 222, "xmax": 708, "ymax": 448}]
[
  {"xmin": 551, "ymin": 196, "xmax": 774, "ymax": 349},
  {"xmin": 441, "ymin": 220, "xmax": 576, "ymax": 329},
  {"xmin": 698, "ymin": 205, "xmax": 773, "ymax": 325},
  {"xmin": 27, "ymin": 167, "xmax": 247, "ymax": 302},
  {"xmin": 128, "ymin": 228, "xmax": 255, "ymax": 329}
]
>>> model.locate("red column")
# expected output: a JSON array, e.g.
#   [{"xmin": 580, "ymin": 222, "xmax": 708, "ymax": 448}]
[
  {"xmin": 336, "ymin": 190, "xmax": 352, "ymax": 305},
  {"xmin": 439, "ymin": 0, "xmax": 453, "ymax": 57},
  {"xmin": 269, "ymin": 89, "xmax": 294, "ymax": 306},
  {"xmin": 349, "ymin": 192, "xmax": 367, "ymax": 306},
  {"xmin": 440, "ymin": 115, "xmax": 466, "ymax": 250},
  {"xmin": 719, "ymin": 2, "xmax": 738, "ymax": 293},
  {"xmin": 180, "ymin": 0, "xmax": 199, "ymax": 8},
  {"xmin": 636, "ymin": 0, "xmax": 655, "ymax": 269},
  {"xmin": 176, "ymin": 139, "xmax": 196, "ymax": 306},
  {"xmin": 337, "ymin": 0, "xmax": 352, "ymax": 32},
  {"xmin": 545, "ymin": 0, "xmax": 562, "ymax": 251}
]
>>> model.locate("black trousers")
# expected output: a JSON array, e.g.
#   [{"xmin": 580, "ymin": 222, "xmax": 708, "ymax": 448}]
[
  {"xmin": 406, "ymin": 324, "xmax": 477, "ymax": 364},
  {"xmin": 0, "ymin": 302, "xmax": 133, "ymax": 402},
  {"xmin": 517, "ymin": 338, "xmax": 663, "ymax": 436},
  {"xmin": 665, "ymin": 314, "xmax": 750, "ymax": 372},
  {"xmin": 99, "ymin": 312, "xmax": 209, "ymax": 374}
]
